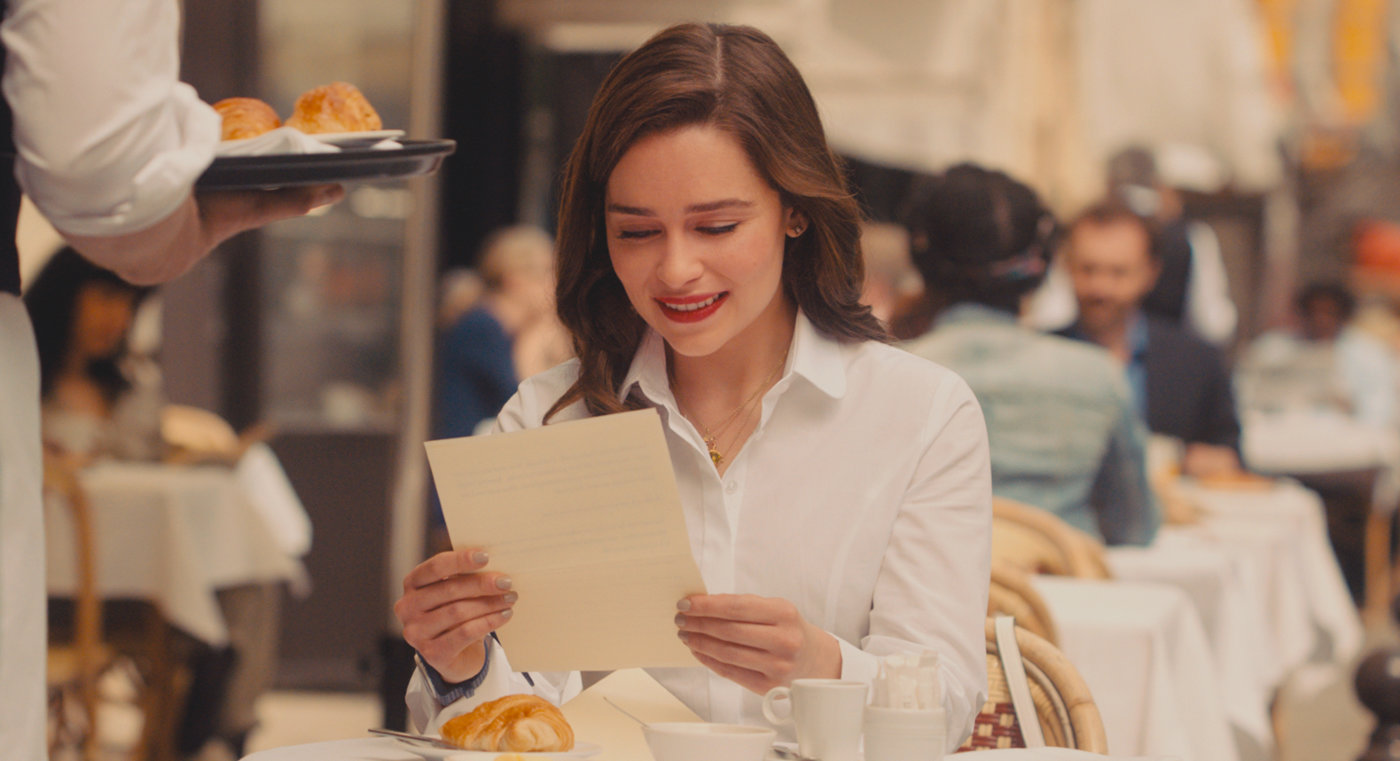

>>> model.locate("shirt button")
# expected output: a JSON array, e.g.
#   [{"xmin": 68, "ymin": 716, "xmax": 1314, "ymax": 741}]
[{"xmin": 725, "ymin": 480, "xmax": 738, "ymax": 494}]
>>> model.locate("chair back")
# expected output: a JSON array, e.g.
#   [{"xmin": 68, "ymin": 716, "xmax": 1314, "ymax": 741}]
[
  {"xmin": 958, "ymin": 617, "xmax": 1108, "ymax": 754},
  {"xmin": 991, "ymin": 497, "xmax": 1111, "ymax": 579},
  {"xmin": 987, "ymin": 562, "xmax": 1058, "ymax": 644}
]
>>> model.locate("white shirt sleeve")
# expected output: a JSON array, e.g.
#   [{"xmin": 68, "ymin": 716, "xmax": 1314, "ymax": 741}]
[
  {"xmin": 1, "ymin": 0, "xmax": 219, "ymax": 240},
  {"xmin": 1022, "ymin": 257, "xmax": 1079, "ymax": 332},
  {"xmin": 839, "ymin": 374, "xmax": 990, "ymax": 750},
  {"xmin": 406, "ymin": 644, "xmax": 581, "ymax": 734},
  {"xmin": 1184, "ymin": 221, "xmax": 1237, "ymax": 346}
]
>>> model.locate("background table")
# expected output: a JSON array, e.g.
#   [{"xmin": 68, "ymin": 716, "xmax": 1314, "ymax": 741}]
[
  {"xmin": 1104, "ymin": 478, "xmax": 1362, "ymax": 761},
  {"xmin": 45, "ymin": 445, "xmax": 310, "ymax": 645},
  {"xmin": 1031, "ymin": 575, "xmax": 1235, "ymax": 761},
  {"xmin": 45, "ymin": 446, "xmax": 312, "ymax": 761}
]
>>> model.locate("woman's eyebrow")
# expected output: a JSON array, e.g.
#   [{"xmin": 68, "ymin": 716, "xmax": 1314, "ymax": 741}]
[{"xmin": 605, "ymin": 199, "xmax": 755, "ymax": 216}]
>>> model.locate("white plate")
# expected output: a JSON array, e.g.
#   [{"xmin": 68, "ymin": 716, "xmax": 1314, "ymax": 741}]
[
  {"xmin": 389, "ymin": 738, "xmax": 601, "ymax": 759},
  {"xmin": 309, "ymin": 129, "xmax": 405, "ymax": 147}
]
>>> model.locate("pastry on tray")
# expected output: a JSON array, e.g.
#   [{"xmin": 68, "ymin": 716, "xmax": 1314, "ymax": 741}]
[
  {"xmin": 440, "ymin": 693, "xmax": 575, "ymax": 753},
  {"xmin": 284, "ymin": 81, "xmax": 382, "ymax": 134},
  {"xmin": 212, "ymin": 97, "xmax": 281, "ymax": 141}
]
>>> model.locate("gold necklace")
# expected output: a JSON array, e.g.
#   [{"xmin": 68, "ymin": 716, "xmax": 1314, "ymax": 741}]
[{"xmin": 681, "ymin": 357, "xmax": 786, "ymax": 466}]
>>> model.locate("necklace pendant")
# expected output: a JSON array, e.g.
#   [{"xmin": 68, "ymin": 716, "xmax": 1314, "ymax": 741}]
[{"xmin": 709, "ymin": 447, "xmax": 724, "ymax": 466}]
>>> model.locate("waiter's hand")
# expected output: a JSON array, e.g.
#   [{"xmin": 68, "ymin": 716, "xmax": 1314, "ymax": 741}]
[
  {"xmin": 395, "ymin": 548, "xmax": 516, "ymax": 683},
  {"xmin": 64, "ymin": 184, "xmax": 344, "ymax": 285},
  {"xmin": 675, "ymin": 594, "xmax": 842, "ymax": 694},
  {"xmin": 196, "ymin": 184, "xmax": 344, "ymax": 250}
]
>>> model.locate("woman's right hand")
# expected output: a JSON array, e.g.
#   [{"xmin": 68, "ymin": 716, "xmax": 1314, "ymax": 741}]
[{"xmin": 394, "ymin": 548, "xmax": 517, "ymax": 683}]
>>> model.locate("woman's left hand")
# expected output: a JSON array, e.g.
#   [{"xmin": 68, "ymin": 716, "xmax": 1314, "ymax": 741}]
[{"xmin": 675, "ymin": 594, "xmax": 842, "ymax": 694}]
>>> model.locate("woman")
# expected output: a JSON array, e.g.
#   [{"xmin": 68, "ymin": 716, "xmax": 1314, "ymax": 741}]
[
  {"xmin": 25, "ymin": 246, "xmax": 164, "ymax": 461},
  {"xmin": 396, "ymin": 23, "xmax": 991, "ymax": 748}
]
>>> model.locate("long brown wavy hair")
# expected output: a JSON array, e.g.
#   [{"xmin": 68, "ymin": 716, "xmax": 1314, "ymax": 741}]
[{"xmin": 546, "ymin": 22, "xmax": 886, "ymax": 421}]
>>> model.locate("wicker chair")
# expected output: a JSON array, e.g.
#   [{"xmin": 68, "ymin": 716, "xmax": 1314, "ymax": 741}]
[
  {"xmin": 958, "ymin": 618, "xmax": 1108, "ymax": 754},
  {"xmin": 991, "ymin": 497, "xmax": 1112, "ymax": 579},
  {"xmin": 987, "ymin": 562, "xmax": 1058, "ymax": 644},
  {"xmin": 44, "ymin": 455, "xmax": 114, "ymax": 761}
]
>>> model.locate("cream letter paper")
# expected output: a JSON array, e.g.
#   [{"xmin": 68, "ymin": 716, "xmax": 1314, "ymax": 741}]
[{"xmin": 426, "ymin": 409, "xmax": 706, "ymax": 671}]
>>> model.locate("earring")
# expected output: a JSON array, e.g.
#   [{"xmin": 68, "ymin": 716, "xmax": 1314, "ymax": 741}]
[{"xmin": 787, "ymin": 224, "xmax": 807, "ymax": 238}]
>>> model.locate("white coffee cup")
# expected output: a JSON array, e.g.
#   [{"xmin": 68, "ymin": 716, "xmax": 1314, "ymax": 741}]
[
  {"xmin": 762, "ymin": 679, "xmax": 868, "ymax": 761},
  {"xmin": 862, "ymin": 705, "xmax": 945, "ymax": 761}
]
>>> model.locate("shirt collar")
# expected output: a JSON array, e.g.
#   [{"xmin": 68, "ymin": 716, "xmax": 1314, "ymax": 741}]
[
  {"xmin": 617, "ymin": 310, "xmax": 849, "ymax": 406},
  {"xmin": 1067, "ymin": 310, "xmax": 1150, "ymax": 360},
  {"xmin": 1128, "ymin": 311, "xmax": 1149, "ymax": 361}
]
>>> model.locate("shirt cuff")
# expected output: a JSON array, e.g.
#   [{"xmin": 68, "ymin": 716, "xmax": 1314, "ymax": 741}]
[
  {"xmin": 836, "ymin": 636, "xmax": 880, "ymax": 686},
  {"xmin": 416, "ymin": 636, "xmax": 493, "ymax": 706}
]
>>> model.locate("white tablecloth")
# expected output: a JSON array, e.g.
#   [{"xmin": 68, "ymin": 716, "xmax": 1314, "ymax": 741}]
[
  {"xmin": 1102, "ymin": 479, "xmax": 1362, "ymax": 761},
  {"xmin": 240, "ymin": 737, "xmax": 1174, "ymax": 761},
  {"xmin": 1242, "ymin": 410, "xmax": 1400, "ymax": 512},
  {"xmin": 45, "ymin": 446, "xmax": 310, "ymax": 645},
  {"xmin": 1175, "ymin": 480, "xmax": 1362, "ymax": 669},
  {"xmin": 1107, "ymin": 540, "xmax": 1274, "ymax": 757},
  {"xmin": 1030, "ymin": 576, "xmax": 1235, "ymax": 761}
]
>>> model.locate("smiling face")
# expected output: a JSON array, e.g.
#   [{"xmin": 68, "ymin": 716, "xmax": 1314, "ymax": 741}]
[{"xmin": 605, "ymin": 125, "xmax": 801, "ymax": 361}]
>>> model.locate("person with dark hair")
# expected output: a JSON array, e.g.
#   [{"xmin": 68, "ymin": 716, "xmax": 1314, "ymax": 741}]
[
  {"xmin": 1237, "ymin": 281, "xmax": 1396, "ymax": 430},
  {"xmin": 24, "ymin": 247, "xmax": 162, "ymax": 460},
  {"xmin": 395, "ymin": 22, "xmax": 990, "ymax": 748},
  {"xmin": 1057, "ymin": 201, "xmax": 1244, "ymax": 479},
  {"xmin": 901, "ymin": 164, "xmax": 1158, "ymax": 545},
  {"xmin": 26, "ymin": 246, "xmax": 291, "ymax": 760},
  {"xmin": 1028, "ymin": 146, "xmax": 1238, "ymax": 346}
]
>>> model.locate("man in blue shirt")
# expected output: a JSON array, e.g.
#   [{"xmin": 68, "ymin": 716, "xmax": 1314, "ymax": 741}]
[
  {"xmin": 1057, "ymin": 201, "xmax": 1243, "ymax": 479},
  {"xmin": 901, "ymin": 164, "xmax": 1159, "ymax": 545}
]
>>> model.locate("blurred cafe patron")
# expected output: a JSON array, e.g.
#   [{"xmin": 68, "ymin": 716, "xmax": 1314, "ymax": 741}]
[
  {"xmin": 0, "ymin": 1, "xmax": 342, "ymax": 758},
  {"xmin": 1028, "ymin": 146, "xmax": 1237, "ymax": 347},
  {"xmin": 900, "ymin": 164, "xmax": 1159, "ymax": 546},
  {"xmin": 1056, "ymin": 201, "xmax": 1244, "ymax": 479}
]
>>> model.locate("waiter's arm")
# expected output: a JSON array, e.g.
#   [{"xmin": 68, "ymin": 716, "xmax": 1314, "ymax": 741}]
[
  {"xmin": 63, "ymin": 186, "xmax": 342, "ymax": 285},
  {"xmin": 1, "ymin": 0, "xmax": 339, "ymax": 284}
]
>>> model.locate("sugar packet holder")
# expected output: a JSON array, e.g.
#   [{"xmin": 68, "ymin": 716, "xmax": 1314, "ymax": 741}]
[
  {"xmin": 870, "ymin": 651, "xmax": 942, "ymax": 710},
  {"xmin": 865, "ymin": 651, "xmax": 946, "ymax": 761}
]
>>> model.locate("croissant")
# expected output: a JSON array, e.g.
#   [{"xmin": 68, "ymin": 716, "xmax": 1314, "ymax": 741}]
[
  {"xmin": 440, "ymin": 694, "xmax": 575, "ymax": 753},
  {"xmin": 212, "ymin": 97, "xmax": 281, "ymax": 141},
  {"xmin": 285, "ymin": 81, "xmax": 382, "ymax": 134}
]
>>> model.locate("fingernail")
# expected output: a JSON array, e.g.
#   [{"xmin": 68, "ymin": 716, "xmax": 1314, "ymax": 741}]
[
  {"xmin": 495, "ymin": 577, "xmax": 513, "ymax": 591},
  {"xmin": 674, "ymin": 613, "xmax": 687, "ymax": 627},
  {"xmin": 503, "ymin": 592, "xmax": 519, "ymax": 604},
  {"xmin": 500, "ymin": 608, "xmax": 513, "ymax": 620},
  {"xmin": 471, "ymin": 551, "xmax": 489, "ymax": 564},
  {"xmin": 676, "ymin": 599, "xmax": 691, "ymax": 612},
  {"xmin": 677, "ymin": 631, "xmax": 689, "ymax": 643}
]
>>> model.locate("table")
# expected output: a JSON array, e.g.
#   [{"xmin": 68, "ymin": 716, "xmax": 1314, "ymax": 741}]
[
  {"xmin": 240, "ymin": 736, "xmax": 1175, "ymax": 761},
  {"xmin": 1104, "ymin": 479, "xmax": 1362, "ymax": 761},
  {"xmin": 1242, "ymin": 410, "xmax": 1400, "ymax": 621},
  {"xmin": 1107, "ymin": 540, "xmax": 1274, "ymax": 758},
  {"xmin": 1030, "ymin": 575, "xmax": 1235, "ymax": 761},
  {"xmin": 45, "ymin": 444, "xmax": 310, "ymax": 645},
  {"xmin": 1184, "ymin": 480, "xmax": 1360, "ymax": 666},
  {"xmin": 45, "ymin": 444, "xmax": 311, "ymax": 761}
]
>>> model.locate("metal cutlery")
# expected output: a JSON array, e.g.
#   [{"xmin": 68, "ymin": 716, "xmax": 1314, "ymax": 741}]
[{"xmin": 367, "ymin": 727, "xmax": 460, "ymax": 750}]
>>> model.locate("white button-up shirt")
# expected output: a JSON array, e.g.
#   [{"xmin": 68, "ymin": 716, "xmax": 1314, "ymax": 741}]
[
  {"xmin": 409, "ymin": 312, "xmax": 992, "ymax": 750},
  {"xmin": 2, "ymin": 0, "xmax": 220, "ymax": 237}
]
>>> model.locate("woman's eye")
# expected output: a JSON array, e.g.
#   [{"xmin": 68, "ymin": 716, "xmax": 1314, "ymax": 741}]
[
  {"xmin": 697, "ymin": 223, "xmax": 738, "ymax": 235},
  {"xmin": 616, "ymin": 229, "xmax": 657, "ymax": 240}
]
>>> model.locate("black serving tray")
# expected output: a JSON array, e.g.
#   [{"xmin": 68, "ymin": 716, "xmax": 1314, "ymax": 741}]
[{"xmin": 196, "ymin": 138, "xmax": 455, "ymax": 190}]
